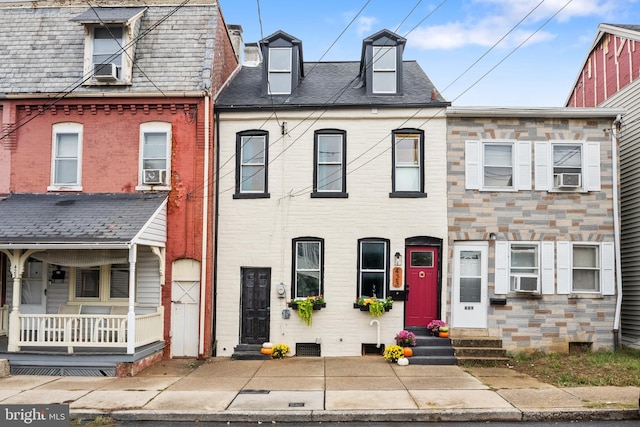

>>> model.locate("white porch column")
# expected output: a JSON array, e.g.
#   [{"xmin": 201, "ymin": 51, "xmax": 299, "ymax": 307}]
[{"xmin": 127, "ymin": 244, "xmax": 137, "ymax": 354}]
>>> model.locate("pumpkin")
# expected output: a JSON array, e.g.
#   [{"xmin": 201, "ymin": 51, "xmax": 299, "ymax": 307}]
[
  {"xmin": 397, "ymin": 357, "xmax": 409, "ymax": 366},
  {"xmin": 260, "ymin": 347, "xmax": 273, "ymax": 355},
  {"xmin": 403, "ymin": 347, "xmax": 413, "ymax": 357},
  {"xmin": 262, "ymin": 342, "xmax": 273, "ymax": 349},
  {"xmin": 439, "ymin": 331, "xmax": 449, "ymax": 338}
]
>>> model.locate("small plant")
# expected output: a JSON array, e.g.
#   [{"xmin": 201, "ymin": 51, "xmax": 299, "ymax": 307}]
[
  {"xmin": 289, "ymin": 295, "xmax": 324, "ymax": 327},
  {"xmin": 355, "ymin": 296, "xmax": 393, "ymax": 317},
  {"xmin": 271, "ymin": 343, "xmax": 290, "ymax": 359},
  {"xmin": 383, "ymin": 345, "xmax": 405, "ymax": 362},
  {"xmin": 395, "ymin": 330, "xmax": 416, "ymax": 347},
  {"xmin": 427, "ymin": 319, "xmax": 446, "ymax": 335}
]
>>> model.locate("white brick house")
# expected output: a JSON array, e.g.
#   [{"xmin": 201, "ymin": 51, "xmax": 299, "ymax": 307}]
[{"xmin": 214, "ymin": 30, "xmax": 449, "ymax": 357}]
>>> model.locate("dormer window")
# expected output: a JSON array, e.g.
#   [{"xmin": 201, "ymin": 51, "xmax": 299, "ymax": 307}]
[
  {"xmin": 260, "ymin": 31, "xmax": 303, "ymax": 96},
  {"xmin": 71, "ymin": 7, "xmax": 146, "ymax": 86},
  {"xmin": 360, "ymin": 29, "xmax": 406, "ymax": 96}
]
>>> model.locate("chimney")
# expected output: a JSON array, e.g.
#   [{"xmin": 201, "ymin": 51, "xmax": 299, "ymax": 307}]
[
  {"xmin": 243, "ymin": 42, "xmax": 262, "ymax": 67},
  {"xmin": 227, "ymin": 24, "xmax": 243, "ymax": 63}
]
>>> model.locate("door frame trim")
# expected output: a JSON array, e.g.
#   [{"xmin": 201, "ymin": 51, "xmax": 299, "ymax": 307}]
[
  {"xmin": 404, "ymin": 236, "xmax": 443, "ymax": 324},
  {"xmin": 452, "ymin": 241, "xmax": 488, "ymax": 329}
]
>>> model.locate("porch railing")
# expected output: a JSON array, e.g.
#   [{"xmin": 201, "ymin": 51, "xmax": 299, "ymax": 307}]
[
  {"xmin": 0, "ymin": 305, "xmax": 8, "ymax": 336},
  {"xmin": 15, "ymin": 307, "xmax": 163, "ymax": 353}
]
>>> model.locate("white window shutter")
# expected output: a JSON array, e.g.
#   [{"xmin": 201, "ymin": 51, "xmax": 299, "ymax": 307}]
[
  {"xmin": 556, "ymin": 241, "xmax": 571, "ymax": 294},
  {"xmin": 516, "ymin": 141, "xmax": 532, "ymax": 190},
  {"xmin": 601, "ymin": 242, "xmax": 615, "ymax": 295},
  {"xmin": 583, "ymin": 141, "xmax": 601, "ymax": 192},
  {"xmin": 494, "ymin": 241, "xmax": 509, "ymax": 294},
  {"xmin": 534, "ymin": 141, "xmax": 549, "ymax": 190},
  {"xmin": 465, "ymin": 140, "xmax": 481, "ymax": 190},
  {"xmin": 541, "ymin": 241, "xmax": 555, "ymax": 294}
]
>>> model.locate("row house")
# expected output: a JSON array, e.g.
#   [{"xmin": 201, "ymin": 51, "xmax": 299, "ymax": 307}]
[
  {"xmin": 565, "ymin": 23, "xmax": 640, "ymax": 349},
  {"xmin": 0, "ymin": 0, "xmax": 238, "ymax": 375}
]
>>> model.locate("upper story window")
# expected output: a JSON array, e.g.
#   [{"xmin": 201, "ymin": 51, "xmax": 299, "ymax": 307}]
[
  {"xmin": 72, "ymin": 7, "xmax": 146, "ymax": 86},
  {"xmin": 358, "ymin": 239, "xmax": 389, "ymax": 299},
  {"xmin": 49, "ymin": 122, "xmax": 83, "ymax": 192},
  {"xmin": 313, "ymin": 129, "xmax": 347, "ymax": 197},
  {"xmin": 373, "ymin": 46, "xmax": 396, "ymax": 93},
  {"xmin": 259, "ymin": 31, "xmax": 303, "ymax": 96},
  {"xmin": 391, "ymin": 129, "xmax": 425, "ymax": 197},
  {"xmin": 234, "ymin": 130, "xmax": 269, "ymax": 198},
  {"xmin": 138, "ymin": 122, "xmax": 171, "ymax": 189},
  {"xmin": 465, "ymin": 140, "xmax": 531, "ymax": 192},
  {"xmin": 292, "ymin": 238, "xmax": 323, "ymax": 298},
  {"xmin": 534, "ymin": 141, "xmax": 600, "ymax": 192},
  {"xmin": 268, "ymin": 47, "xmax": 292, "ymax": 95},
  {"xmin": 360, "ymin": 29, "xmax": 406, "ymax": 96}
]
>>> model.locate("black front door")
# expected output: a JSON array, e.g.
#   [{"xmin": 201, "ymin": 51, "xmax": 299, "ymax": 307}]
[{"xmin": 240, "ymin": 267, "xmax": 271, "ymax": 344}]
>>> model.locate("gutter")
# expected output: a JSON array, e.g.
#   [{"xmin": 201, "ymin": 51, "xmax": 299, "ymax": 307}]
[
  {"xmin": 212, "ymin": 108, "xmax": 220, "ymax": 356},
  {"xmin": 612, "ymin": 115, "xmax": 624, "ymax": 349},
  {"xmin": 2, "ymin": 91, "xmax": 207, "ymax": 100},
  {"xmin": 446, "ymin": 106, "xmax": 627, "ymax": 118}
]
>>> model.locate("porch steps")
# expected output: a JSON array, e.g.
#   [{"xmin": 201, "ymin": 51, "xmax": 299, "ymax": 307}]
[
  {"xmin": 405, "ymin": 327, "xmax": 457, "ymax": 365},
  {"xmin": 452, "ymin": 336, "xmax": 509, "ymax": 364},
  {"xmin": 231, "ymin": 344, "xmax": 270, "ymax": 360}
]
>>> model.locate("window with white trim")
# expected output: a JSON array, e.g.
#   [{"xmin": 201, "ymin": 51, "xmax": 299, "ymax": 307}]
[
  {"xmin": 50, "ymin": 122, "xmax": 82, "ymax": 191},
  {"xmin": 571, "ymin": 245, "xmax": 600, "ymax": 292},
  {"xmin": 465, "ymin": 140, "xmax": 531, "ymax": 191},
  {"xmin": 392, "ymin": 130, "xmax": 424, "ymax": 194},
  {"xmin": 313, "ymin": 130, "xmax": 346, "ymax": 195},
  {"xmin": 509, "ymin": 243, "xmax": 539, "ymax": 293},
  {"xmin": 92, "ymin": 25, "xmax": 124, "ymax": 80},
  {"xmin": 293, "ymin": 238, "xmax": 323, "ymax": 298},
  {"xmin": 556, "ymin": 241, "xmax": 615, "ymax": 295},
  {"xmin": 268, "ymin": 47, "xmax": 292, "ymax": 95},
  {"xmin": 373, "ymin": 46, "xmax": 396, "ymax": 93},
  {"xmin": 235, "ymin": 130, "xmax": 269, "ymax": 198},
  {"xmin": 139, "ymin": 122, "xmax": 171, "ymax": 188},
  {"xmin": 72, "ymin": 264, "xmax": 130, "ymax": 302},
  {"xmin": 358, "ymin": 239, "xmax": 389, "ymax": 298},
  {"xmin": 534, "ymin": 141, "xmax": 600, "ymax": 192}
]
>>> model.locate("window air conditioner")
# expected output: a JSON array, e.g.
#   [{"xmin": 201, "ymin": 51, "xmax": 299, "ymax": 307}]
[
  {"xmin": 143, "ymin": 169, "xmax": 166, "ymax": 185},
  {"xmin": 512, "ymin": 276, "xmax": 538, "ymax": 293},
  {"xmin": 554, "ymin": 173, "xmax": 581, "ymax": 188},
  {"xmin": 94, "ymin": 63, "xmax": 119, "ymax": 80}
]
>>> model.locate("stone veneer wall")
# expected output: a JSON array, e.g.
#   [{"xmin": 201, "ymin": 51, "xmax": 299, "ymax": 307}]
[{"xmin": 447, "ymin": 116, "xmax": 617, "ymax": 353}]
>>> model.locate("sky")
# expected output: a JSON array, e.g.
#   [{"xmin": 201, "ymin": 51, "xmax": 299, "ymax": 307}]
[{"xmin": 219, "ymin": 0, "xmax": 640, "ymax": 107}]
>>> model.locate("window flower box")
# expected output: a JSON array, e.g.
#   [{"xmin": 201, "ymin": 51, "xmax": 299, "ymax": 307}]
[
  {"xmin": 287, "ymin": 296, "xmax": 325, "ymax": 326},
  {"xmin": 353, "ymin": 296, "xmax": 393, "ymax": 317}
]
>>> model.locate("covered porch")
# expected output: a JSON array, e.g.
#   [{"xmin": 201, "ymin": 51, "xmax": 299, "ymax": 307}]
[{"xmin": 0, "ymin": 193, "xmax": 168, "ymax": 374}]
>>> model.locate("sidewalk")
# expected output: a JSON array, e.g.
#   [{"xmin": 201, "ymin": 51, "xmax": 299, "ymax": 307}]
[{"xmin": 0, "ymin": 356, "xmax": 638, "ymax": 423}]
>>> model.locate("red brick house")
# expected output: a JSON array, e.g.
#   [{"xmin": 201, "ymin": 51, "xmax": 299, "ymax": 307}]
[{"xmin": 0, "ymin": 0, "xmax": 238, "ymax": 375}]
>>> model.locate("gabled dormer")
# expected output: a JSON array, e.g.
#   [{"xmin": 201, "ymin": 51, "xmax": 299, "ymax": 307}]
[
  {"xmin": 259, "ymin": 30, "xmax": 304, "ymax": 96},
  {"xmin": 71, "ymin": 7, "xmax": 146, "ymax": 86},
  {"xmin": 360, "ymin": 29, "xmax": 406, "ymax": 96}
]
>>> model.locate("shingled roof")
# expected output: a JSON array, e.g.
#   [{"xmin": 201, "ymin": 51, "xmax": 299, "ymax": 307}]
[
  {"xmin": 0, "ymin": 2, "xmax": 220, "ymax": 95},
  {"xmin": 0, "ymin": 193, "xmax": 167, "ymax": 246}
]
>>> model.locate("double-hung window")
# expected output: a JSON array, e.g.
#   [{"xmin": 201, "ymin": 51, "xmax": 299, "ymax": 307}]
[
  {"xmin": 73, "ymin": 263, "xmax": 130, "ymax": 301},
  {"xmin": 313, "ymin": 130, "xmax": 346, "ymax": 196},
  {"xmin": 465, "ymin": 140, "xmax": 531, "ymax": 191},
  {"xmin": 50, "ymin": 123, "xmax": 82, "ymax": 191},
  {"xmin": 392, "ymin": 130, "xmax": 424, "ymax": 195},
  {"xmin": 534, "ymin": 140, "xmax": 600, "ymax": 192},
  {"xmin": 553, "ymin": 144, "xmax": 582, "ymax": 189},
  {"xmin": 235, "ymin": 131, "xmax": 269, "ymax": 198},
  {"xmin": 139, "ymin": 122, "xmax": 171, "ymax": 188},
  {"xmin": 293, "ymin": 238, "xmax": 323, "ymax": 298},
  {"xmin": 93, "ymin": 25, "xmax": 123, "ymax": 80},
  {"xmin": 268, "ymin": 47, "xmax": 292, "ymax": 95},
  {"xmin": 509, "ymin": 243, "xmax": 540, "ymax": 293},
  {"xmin": 358, "ymin": 239, "xmax": 389, "ymax": 299},
  {"xmin": 372, "ymin": 46, "xmax": 396, "ymax": 94},
  {"xmin": 571, "ymin": 245, "xmax": 600, "ymax": 292}
]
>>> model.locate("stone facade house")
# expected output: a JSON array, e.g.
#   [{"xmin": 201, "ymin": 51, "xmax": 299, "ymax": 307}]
[
  {"xmin": 446, "ymin": 107, "xmax": 625, "ymax": 353},
  {"xmin": 565, "ymin": 23, "xmax": 640, "ymax": 349},
  {"xmin": 0, "ymin": 0, "xmax": 238, "ymax": 375}
]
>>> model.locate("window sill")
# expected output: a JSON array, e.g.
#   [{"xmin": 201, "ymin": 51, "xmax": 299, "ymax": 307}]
[
  {"xmin": 233, "ymin": 193, "xmax": 271, "ymax": 199},
  {"xmin": 311, "ymin": 192, "xmax": 348, "ymax": 198},
  {"xmin": 389, "ymin": 191, "xmax": 427, "ymax": 198},
  {"xmin": 48, "ymin": 185, "xmax": 83, "ymax": 192},
  {"xmin": 135, "ymin": 185, "xmax": 171, "ymax": 191}
]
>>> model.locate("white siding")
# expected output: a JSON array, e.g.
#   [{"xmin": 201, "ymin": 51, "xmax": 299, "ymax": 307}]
[{"xmin": 136, "ymin": 246, "xmax": 162, "ymax": 313}]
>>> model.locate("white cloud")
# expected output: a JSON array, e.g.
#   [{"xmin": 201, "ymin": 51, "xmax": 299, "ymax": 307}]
[{"xmin": 357, "ymin": 16, "xmax": 377, "ymax": 36}]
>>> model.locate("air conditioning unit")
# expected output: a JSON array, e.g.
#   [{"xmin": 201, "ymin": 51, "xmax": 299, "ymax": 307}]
[
  {"xmin": 143, "ymin": 169, "xmax": 166, "ymax": 185},
  {"xmin": 554, "ymin": 173, "xmax": 581, "ymax": 188},
  {"xmin": 94, "ymin": 63, "xmax": 119, "ymax": 81},
  {"xmin": 511, "ymin": 276, "xmax": 538, "ymax": 293}
]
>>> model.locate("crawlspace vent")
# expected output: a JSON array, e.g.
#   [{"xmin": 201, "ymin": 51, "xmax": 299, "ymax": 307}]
[{"xmin": 296, "ymin": 343, "xmax": 321, "ymax": 357}]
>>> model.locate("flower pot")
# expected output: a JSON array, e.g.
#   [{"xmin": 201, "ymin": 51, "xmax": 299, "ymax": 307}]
[{"xmin": 403, "ymin": 347, "xmax": 413, "ymax": 357}]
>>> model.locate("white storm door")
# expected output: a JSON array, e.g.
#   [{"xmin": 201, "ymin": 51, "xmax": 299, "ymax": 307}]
[
  {"xmin": 171, "ymin": 280, "xmax": 199, "ymax": 357},
  {"xmin": 452, "ymin": 242, "xmax": 488, "ymax": 328},
  {"xmin": 20, "ymin": 259, "xmax": 47, "ymax": 314}
]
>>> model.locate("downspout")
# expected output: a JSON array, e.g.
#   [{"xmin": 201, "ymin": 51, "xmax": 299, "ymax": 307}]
[
  {"xmin": 212, "ymin": 109, "xmax": 220, "ymax": 356},
  {"xmin": 612, "ymin": 114, "xmax": 623, "ymax": 349},
  {"xmin": 199, "ymin": 94, "xmax": 210, "ymax": 356}
]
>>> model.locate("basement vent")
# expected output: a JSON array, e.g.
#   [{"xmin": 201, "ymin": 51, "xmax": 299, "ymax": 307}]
[
  {"xmin": 362, "ymin": 343, "xmax": 384, "ymax": 355},
  {"xmin": 569, "ymin": 342, "xmax": 592, "ymax": 354},
  {"xmin": 11, "ymin": 366, "xmax": 115, "ymax": 376},
  {"xmin": 289, "ymin": 402, "xmax": 305, "ymax": 407},
  {"xmin": 296, "ymin": 343, "xmax": 321, "ymax": 357}
]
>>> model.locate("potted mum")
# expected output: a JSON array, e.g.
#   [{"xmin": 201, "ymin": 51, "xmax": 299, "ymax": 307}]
[
  {"xmin": 427, "ymin": 319, "xmax": 446, "ymax": 336},
  {"xmin": 383, "ymin": 345, "xmax": 405, "ymax": 363},
  {"xmin": 394, "ymin": 330, "xmax": 416, "ymax": 347}
]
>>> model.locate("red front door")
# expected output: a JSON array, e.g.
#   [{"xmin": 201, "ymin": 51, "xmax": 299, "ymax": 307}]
[{"xmin": 404, "ymin": 246, "xmax": 439, "ymax": 327}]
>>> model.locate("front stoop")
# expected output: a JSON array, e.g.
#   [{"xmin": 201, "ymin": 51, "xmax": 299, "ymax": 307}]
[
  {"xmin": 231, "ymin": 344, "xmax": 270, "ymax": 360},
  {"xmin": 405, "ymin": 327, "xmax": 457, "ymax": 365},
  {"xmin": 452, "ymin": 336, "xmax": 509, "ymax": 363}
]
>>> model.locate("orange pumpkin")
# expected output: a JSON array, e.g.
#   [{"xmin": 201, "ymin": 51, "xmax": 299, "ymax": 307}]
[
  {"xmin": 260, "ymin": 347, "xmax": 273, "ymax": 355},
  {"xmin": 403, "ymin": 347, "xmax": 413, "ymax": 357},
  {"xmin": 439, "ymin": 331, "xmax": 449, "ymax": 338}
]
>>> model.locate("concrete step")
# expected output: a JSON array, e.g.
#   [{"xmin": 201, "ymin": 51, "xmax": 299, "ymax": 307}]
[
  {"xmin": 412, "ymin": 346, "xmax": 455, "ymax": 357},
  {"xmin": 231, "ymin": 344, "xmax": 270, "ymax": 360},
  {"xmin": 408, "ymin": 355, "xmax": 458, "ymax": 365},
  {"xmin": 451, "ymin": 336, "xmax": 508, "ymax": 363},
  {"xmin": 451, "ymin": 337, "xmax": 504, "ymax": 348},
  {"xmin": 454, "ymin": 347, "xmax": 508, "ymax": 358}
]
